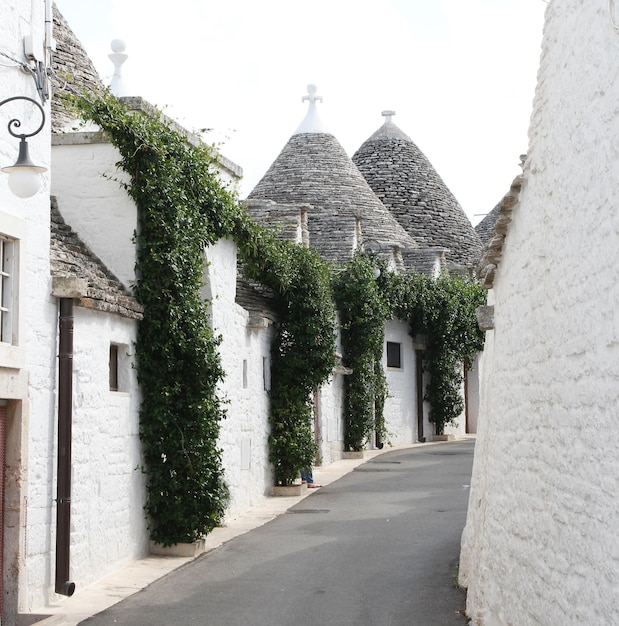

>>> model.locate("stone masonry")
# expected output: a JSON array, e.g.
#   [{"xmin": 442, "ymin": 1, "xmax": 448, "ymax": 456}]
[{"xmin": 459, "ymin": 2, "xmax": 619, "ymax": 623}]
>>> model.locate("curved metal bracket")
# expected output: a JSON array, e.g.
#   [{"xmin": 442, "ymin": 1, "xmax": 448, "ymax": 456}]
[{"xmin": 0, "ymin": 96, "xmax": 46, "ymax": 141}]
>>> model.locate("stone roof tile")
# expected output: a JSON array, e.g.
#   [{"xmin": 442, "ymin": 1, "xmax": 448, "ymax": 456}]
[
  {"xmin": 247, "ymin": 132, "xmax": 418, "ymax": 267},
  {"xmin": 50, "ymin": 4, "xmax": 106, "ymax": 133},
  {"xmin": 477, "ymin": 175, "xmax": 524, "ymax": 289},
  {"xmin": 475, "ymin": 203, "xmax": 501, "ymax": 246},
  {"xmin": 353, "ymin": 114, "xmax": 482, "ymax": 269}
]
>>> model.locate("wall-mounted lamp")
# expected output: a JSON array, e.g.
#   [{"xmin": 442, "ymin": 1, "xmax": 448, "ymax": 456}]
[{"xmin": 0, "ymin": 96, "xmax": 47, "ymax": 198}]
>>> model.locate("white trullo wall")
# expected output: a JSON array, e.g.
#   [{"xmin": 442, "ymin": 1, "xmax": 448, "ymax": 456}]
[
  {"xmin": 63, "ymin": 308, "xmax": 146, "ymax": 591},
  {"xmin": 204, "ymin": 239, "xmax": 274, "ymax": 516},
  {"xmin": 383, "ymin": 319, "xmax": 418, "ymax": 444},
  {"xmin": 460, "ymin": 2, "xmax": 619, "ymax": 624}
]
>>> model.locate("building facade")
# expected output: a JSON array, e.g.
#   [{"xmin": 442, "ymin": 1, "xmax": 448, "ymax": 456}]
[
  {"xmin": 0, "ymin": 1, "xmax": 55, "ymax": 621},
  {"xmin": 460, "ymin": 2, "xmax": 619, "ymax": 623}
]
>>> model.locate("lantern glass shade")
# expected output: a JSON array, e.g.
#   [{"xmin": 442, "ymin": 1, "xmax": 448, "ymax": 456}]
[
  {"xmin": 1, "ymin": 138, "xmax": 47, "ymax": 198},
  {"xmin": 2, "ymin": 165, "xmax": 45, "ymax": 198}
]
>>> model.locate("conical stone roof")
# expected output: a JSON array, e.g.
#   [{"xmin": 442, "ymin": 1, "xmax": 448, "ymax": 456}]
[
  {"xmin": 246, "ymin": 90, "xmax": 417, "ymax": 266},
  {"xmin": 475, "ymin": 202, "xmax": 500, "ymax": 246},
  {"xmin": 352, "ymin": 112, "xmax": 482, "ymax": 269},
  {"xmin": 51, "ymin": 4, "xmax": 106, "ymax": 132}
]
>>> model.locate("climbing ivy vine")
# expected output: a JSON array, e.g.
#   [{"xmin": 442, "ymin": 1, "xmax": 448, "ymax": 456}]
[
  {"xmin": 77, "ymin": 93, "xmax": 336, "ymax": 535},
  {"xmin": 384, "ymin": 270, "xmax": 486, "ymax": 435},
  {"xmin": 75, "ymin": 92, "xmax": 484, "ymax": 542},
  {"xmin": 333, "ymin": 253, "xmax": 389, "ymax": 451},
  {"xmin": 235, "ymin": 220, "xmax": 337, "ymax": 485},
  {"xmin": 77, "ymin": 95, "xmax": 241, "ymax": 545}
]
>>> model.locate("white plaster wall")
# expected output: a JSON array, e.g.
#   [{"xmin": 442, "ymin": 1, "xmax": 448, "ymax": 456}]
[
  {"xmin": 383, "ymin": 319, "xmax": 416, "ymax": 445},
  {"xmin": 465, "ymin": 353, "xmax": 481, "ymax": 434},
  {"xmin": 316, "ymin": 374, "xmax": 345, "ymax": 465},
  {"xmin": 51, "ymin": 139, "xmax": 137, "ymax": 289},
  {"xmin": 66, "ymin": 308, "xmax": 146, "ymax": 589},
  {"xmin": 461, "ymin": 2, "xmax": 619, "ymax": 624},
  {"xmin": 0, "ymin": 1, "xmax": 58, "ymax": 616},
  {"xmin": 204, "ymin": 240, "xmax": 273, "ymax": 518}
]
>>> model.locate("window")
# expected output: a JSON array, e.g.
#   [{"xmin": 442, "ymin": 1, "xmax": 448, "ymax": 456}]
[
  {"xmin": 386, "ymin": 341, "xmax": 402, "ymax": 369},
  {"xmin": 0, "ymin": 237, "xmax": 16, "ymax": 344},
  {"xmin": 0, "ymin": 213, "xmax": 25, "ymax": 368},
  {"xmin": 109, "ymin": 344, "xmax": 119, "ymax": 391},
  {"xmin": 263, "ymin": 356, "xmax": 271, "ymax": 391}
]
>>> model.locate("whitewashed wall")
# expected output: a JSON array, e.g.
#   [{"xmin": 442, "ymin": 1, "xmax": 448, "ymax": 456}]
[
  {"xmin": 0, "ymin": 1, "xmax": 56, "ymax": 618},
  {"xmin": 316, "ymin": 373, "xmax": 345, "ymax": 465},
  {"xmin": 464, "ymin": 353, "xmax": 481, "ymax": 434},
  {"xmin": 51, "ymin": 137, "xmax": 137, "ymax": 290},
  {"xmin": 460, "ymin": 2, "xmax": 619, "ymax": 624},
  {"xmin": 383, "ymin": 319, "xmax": 417, "ymax": 444},
  {"xmin": 204, "ymin": 240, "xmax": 274, "ymax": 517},
  {"xmin": 64, "ymin": 308, "xmax": 146, "ymax": 588}
]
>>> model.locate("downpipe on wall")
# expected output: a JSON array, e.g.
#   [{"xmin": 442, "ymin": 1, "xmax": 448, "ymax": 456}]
[{"xmin": 55, "ymin": 297, "xmax": 75, "ymax": 597}]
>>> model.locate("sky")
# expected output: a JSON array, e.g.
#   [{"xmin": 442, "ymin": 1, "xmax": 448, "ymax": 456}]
[{"xmin": 53, "ymin": 0, "xmax": 548, "ymax": 225}]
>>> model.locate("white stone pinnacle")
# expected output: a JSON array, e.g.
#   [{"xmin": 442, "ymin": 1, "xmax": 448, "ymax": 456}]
[
  {"xmin": 294, "ymin": 84, "xmax": 329, "ymax": 135},
  {"xmin": 302, "ymin": 84, "xmax": 323, "ymax": 104},
  {"xmin": 382, "ymin": 110, "xmax": 396, "ymax": 124},
  {"xmin": 109, "ymin": 39, "xmax": 129, "ymax": 97}
]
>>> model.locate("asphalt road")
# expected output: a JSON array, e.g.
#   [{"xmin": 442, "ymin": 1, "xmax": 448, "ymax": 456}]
[{"xmin": 81, "ymin": 440, "xmax": 474, "ymax": 625}]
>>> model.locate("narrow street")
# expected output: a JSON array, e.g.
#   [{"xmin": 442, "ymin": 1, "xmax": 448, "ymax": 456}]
[{"xmin": 81, "ymin": 440, "xmax": 474, "ymax": 626}]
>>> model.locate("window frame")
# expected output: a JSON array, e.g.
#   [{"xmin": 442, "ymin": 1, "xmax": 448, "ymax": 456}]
[
  {"xmin": 109, "ymin": 344, "xmax": 119, "ymax": 391},
  {"xmin": 0, "ymin": 212, "xmax": 25, "ymax": 369},
  {"xmin": 386, "ymin": 341, "xmax": 402, "ymax": 369},
  {"xmin": 0, "ymin": 236, "xmax": 16, "ymax": 344}
]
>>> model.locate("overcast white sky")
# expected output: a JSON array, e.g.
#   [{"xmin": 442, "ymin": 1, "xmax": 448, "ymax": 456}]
[{"xmin": 53, "ymin": 0, "xmax": 547, "ymax": 224}]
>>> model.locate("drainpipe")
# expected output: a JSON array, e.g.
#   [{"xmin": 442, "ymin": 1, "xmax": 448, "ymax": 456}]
[
  {"xmin": 55, "ymin": 297, "xmax": 75, "ymax": 597},
  {"xmin": 51, "ymin": 278, "xmax": 86, "ymax": 597},
  {"xmin": 415, "ymin": 350, "xmax": 426, "ymax": 443}
]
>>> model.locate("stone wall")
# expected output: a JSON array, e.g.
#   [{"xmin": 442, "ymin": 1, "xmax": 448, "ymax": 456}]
[
  {"xmin": 205, "ymin": 239, "xmax": 274, "ymax": 516},
  {"xmin": 383, "ymin": 319, "xmax": 418, "ymax": 444},
  {"xmin": 64, "ymin": 308, "xmax": 146, "ymax": 589},
  {"xmin": 0, "ymin": 1, "xmax": 55, "ymax": 617},
  {"xmin": 460, "ymin": 2, "xmax": 619, "ymax": 623}
]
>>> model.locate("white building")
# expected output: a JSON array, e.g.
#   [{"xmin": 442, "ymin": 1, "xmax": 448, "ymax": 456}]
[
  {"xmin": 0, "ymin": 1, "xmax": 55, "ymax": 622},
  {"xmin": 459, "ymin": 1, "xmax": 619, "ymax": 623},
  {"xmin": 0, "ymin": 3, "xmax": 483, "ymax": 619}
]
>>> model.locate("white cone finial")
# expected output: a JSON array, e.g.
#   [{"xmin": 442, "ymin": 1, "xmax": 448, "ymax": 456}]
[
  {"xmin": 109, "ymin": 39, "xmax": 129, "ymax": 97},
  {"xmin": 382, "ymin": 110, "xmax": 396, "ymax": 124},
  {"xmin": 294, "ymin": 84, "xmax": 329, "ymax": 135}
]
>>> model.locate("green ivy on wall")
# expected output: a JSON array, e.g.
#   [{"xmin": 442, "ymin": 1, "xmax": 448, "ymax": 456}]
[
  {"xmin": 77, "ymin": 95, "xmax": 241, "ymax": 545},
  {"xmin": 78, "ymin": 93, "xmax": 337, "ymax": 512},
  {"xmin": 236, "ymin": 220, "xmax": 337, "ymax": 485},
  {"xmin": 75, "ymin": 93, "xmax": 484, "ymax": 541},
  {"xmin": 333, "ymin": 253, "xmax": 389, "ymax": 451},
  {"xmin": 385, "ymin": 270, "xmax": 486, "ymax": 435}
]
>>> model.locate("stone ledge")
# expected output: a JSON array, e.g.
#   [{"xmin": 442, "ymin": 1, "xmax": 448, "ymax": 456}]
[
  {"xmin": 476, "ymin": 305, "xmax": 495, "ymax": 331},
  {"xmin": 51, "ymin": 276, "xmax": 88, "ymax": 298}
]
